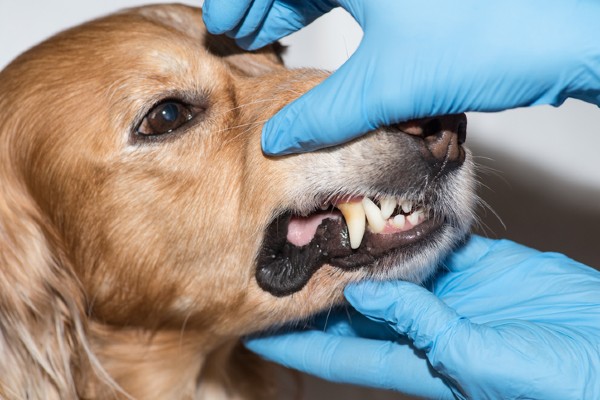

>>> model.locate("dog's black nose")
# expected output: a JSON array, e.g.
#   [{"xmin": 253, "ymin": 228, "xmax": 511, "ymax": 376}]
[{"xmin": 397, "ymin": 113, "xmax": 467, "ymax": 167}]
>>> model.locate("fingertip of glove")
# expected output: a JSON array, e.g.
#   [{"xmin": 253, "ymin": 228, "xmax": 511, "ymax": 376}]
[
  {"xmin": 242, "ymin": 336, "xmax": 266, "ymax": 353},
  {"xmin": 235, "ymin": 35, "xmax": 264, "ymax": 51},
  {"xmin": 263, "ymin": 71, "xmax": 375, "ymax": 155},
  {"xmin": 202, "ymin": 1, "xmax": 245, "ymax": 35},
  {"xmin": 261, "ymin": 121, "xmax": 289, "ymax": 156},
  {"xmin": 242, "ymin": 333, "xmax": 297, "ymax": 361},
  {"xmin": 202, "ymin": 16, "xmax": 229, "ymax": 36},
  {"xmin": 261, "ymin": 104, "xmax": 308, "ymax": 155}
]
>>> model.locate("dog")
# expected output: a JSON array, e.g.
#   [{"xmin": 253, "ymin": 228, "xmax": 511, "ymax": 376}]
[{"xmin": 0, "ymin": 4, "xmax": 476, "ymax": 399}]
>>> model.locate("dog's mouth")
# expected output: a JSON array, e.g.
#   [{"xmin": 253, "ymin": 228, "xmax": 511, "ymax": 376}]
[{"xmin": 256, "ymin": 194, "xmax": 444, "ymax": 296}]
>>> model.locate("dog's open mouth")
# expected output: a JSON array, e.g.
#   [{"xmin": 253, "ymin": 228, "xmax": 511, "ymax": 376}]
[{"xmin": 256, "ymin": 195, "xmax": 444, "ymax": 296}]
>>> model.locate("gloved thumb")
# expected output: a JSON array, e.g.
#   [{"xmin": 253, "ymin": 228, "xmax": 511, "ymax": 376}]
[{"xmin": 261, "ymin": 46, "xmax": 380, "ymax": 155}]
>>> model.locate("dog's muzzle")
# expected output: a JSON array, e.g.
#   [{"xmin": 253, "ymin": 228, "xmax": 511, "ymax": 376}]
[{"xmin": 256, "ymin": 114, "xmax": 470, "ymax": 296}]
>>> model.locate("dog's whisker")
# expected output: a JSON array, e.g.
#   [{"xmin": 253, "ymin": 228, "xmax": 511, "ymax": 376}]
[
  {"xmin": 471, "ymin": 212, "xmax": 497, "ymax": 237},
  {"xmin": 475, "ymin": 179, "xmax": 496, "ymax": 193},
  {"xmin": 476, "ymin": 196, "xmax": 506, "ymax": 231},
  {"xmin": 215, "ymin": 119, "xmax": 271, "ymax": 150},
  {"xmin": 473, "ymin": 157, "xmax": 511, "ymax": 184},
  {"xmin": 213, "ymin": 119, "xmax": 271, "ymax": 138},
  {"xmin": 470, "ymin": 154, "xmax": 496, "ymax": 162},
  {"xmin": 213, "ymin": 98, "xmax": 284, "ymax": 117},
  {"xmin": 476, "ymin": 163, "xmax": 508, "ymax": 181},
  {"xmin": 322, "ymin": 304, "xmax": 334, "ymax": 332},
  {"xmin": 472, "ymin": 218, "xmax": 492, "ymax": 237},
  {"xmin": 211, "ymin": 119, "xmax": 270, "ymax": 135}
]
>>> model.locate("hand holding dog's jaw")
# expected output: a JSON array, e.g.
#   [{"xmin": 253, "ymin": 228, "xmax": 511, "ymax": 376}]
[{"xmin": 0, "ymin": 4, "xmax": 475, "ymax": 399}]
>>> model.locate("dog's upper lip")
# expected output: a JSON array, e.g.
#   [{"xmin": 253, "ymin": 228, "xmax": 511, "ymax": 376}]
[{"xmin": 255, "ymin": 210, "xmax": 443, "ymax": 297}]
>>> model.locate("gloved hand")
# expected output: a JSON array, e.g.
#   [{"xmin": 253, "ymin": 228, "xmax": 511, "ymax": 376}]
[
  {"xmin": 245, "ymin": 236, "xmax": 600, "ymax": 399},
  {"xmin": 202, "ymin": 0, "xmax": 600, "ymax": 155}
]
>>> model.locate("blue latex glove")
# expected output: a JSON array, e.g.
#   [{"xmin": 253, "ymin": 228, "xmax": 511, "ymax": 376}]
[
  {"xmin": 203, "ymin": 0, "xmax": 600, "ymax": 155},
  {"xmin": 246, "ymin": 236, "xmax": 600, "ymax": 399},
  {"xmin": 204, "ymin": 0, "xmax": 600, "ymax": 154}
]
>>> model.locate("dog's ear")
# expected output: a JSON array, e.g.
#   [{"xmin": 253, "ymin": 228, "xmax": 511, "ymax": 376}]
[
  {"xmin": 0, "ymin": 147, "xmax": 78, "ymax": 398},
  {"xmin": 204, "ymin": 34, "xmax": 286, "ymax": 77},
  {"xmin": 0, "ymin": 102, "xmax": 106, "ymax": 398}
]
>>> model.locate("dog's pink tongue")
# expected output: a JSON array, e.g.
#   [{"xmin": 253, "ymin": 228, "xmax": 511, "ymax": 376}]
[{"xmin": 287, "ymin": 212, "xmax": 340, "ymax": 247}]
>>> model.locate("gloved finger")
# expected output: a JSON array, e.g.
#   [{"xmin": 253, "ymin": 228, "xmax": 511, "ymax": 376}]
[
  {"xmin": 202, "ymin": 0, "xmax": 253, "ymax": 35},
  {"xmin": 442, "ymin": 235, "xmax": 539, "ymax": 273},
  {"xmin": 261, "ymin": 47, "xmax": 377, "ymax": 154},
  {"xmin": 344, "ymin": 280, "xmax": 463, "ymax": 351},
  {"xmin": 311, "ymin": 308, "xmax": 400, "ymax": 341},
  {"xmin": 235, "ymin": 0, "xmax": 337, "ymax": 50},
  {"xmin": 227, "ymin": 0, "xmax": 274, "ymax": 40},
  {"xmin": 244, "ymin": 330, "xmax": 454, "ymax": 399}
]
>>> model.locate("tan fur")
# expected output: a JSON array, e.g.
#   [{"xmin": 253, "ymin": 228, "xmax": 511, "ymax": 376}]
[{"xmin": 0, "ymin": 4, "xmax": 475, "ymax": 399}]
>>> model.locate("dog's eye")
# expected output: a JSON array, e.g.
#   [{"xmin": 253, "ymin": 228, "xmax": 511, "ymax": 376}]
[{"xmin": 137, "ymin": 101, "xmax": 200, "ymax": 136}]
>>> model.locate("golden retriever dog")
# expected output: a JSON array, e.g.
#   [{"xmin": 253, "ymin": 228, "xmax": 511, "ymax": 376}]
[{"xmin": 0, "ymin": 4, "xmax": 476, "ymax": 399}]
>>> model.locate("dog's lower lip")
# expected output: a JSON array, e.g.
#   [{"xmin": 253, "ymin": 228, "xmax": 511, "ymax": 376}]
[
  {"xmin": 255, "ymin": 212, "xmax": 444, "ymax": 296},
  {"xmin": 322, "ymin": 217, "xmax": 443, "ymax": 269}
]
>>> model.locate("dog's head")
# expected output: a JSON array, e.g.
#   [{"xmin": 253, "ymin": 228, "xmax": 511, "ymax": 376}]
[{"xmin": 0, "ymin": 3, "xmax": 475, "ymax": 397}]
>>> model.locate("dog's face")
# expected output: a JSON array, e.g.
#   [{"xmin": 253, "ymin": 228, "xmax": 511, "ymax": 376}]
[{"xmin": 0, "ymin": 4, "xmax": 475, "ymax": 343}]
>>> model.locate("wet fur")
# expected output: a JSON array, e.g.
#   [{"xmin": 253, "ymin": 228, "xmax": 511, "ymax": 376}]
[{"xmin": 0, "ymin": 4, "xmax": 475, "ymax": 399}]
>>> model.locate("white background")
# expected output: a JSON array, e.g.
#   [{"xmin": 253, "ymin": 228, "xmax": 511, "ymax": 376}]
[{"xmin": 1, "ymin": 2, "xmax": 599, "ymax": 399}]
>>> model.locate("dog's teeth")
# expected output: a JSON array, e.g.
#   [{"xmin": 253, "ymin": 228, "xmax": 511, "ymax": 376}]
[
  {"xmin": 362, "ymin": 197, "xmax": 386, "ymax": 233},
  {"xmin": 336, "ymin": 201, "xmax": 366, "ymax": 249},
  {"xmin": 407, "ymin": 209, "xmax": 423, "ymax": 225},
  {"xmin": 391, "ymin": 214, "xmax": 406, "ymax": 229},
  {"xmin": 401, "ymin": 200, "xmax": 413, "ymax": 214},
  {"xmin": 379, "ymin": 197, "xmax": 396, "ymax": 220}
]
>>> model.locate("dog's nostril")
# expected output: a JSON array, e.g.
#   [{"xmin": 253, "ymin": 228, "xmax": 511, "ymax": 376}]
[
  {"xmin": 391, "ymin": 113, "xmax": 467, "ymax": 166},
  {"xmin": 420, "ymin": 113, "xmax": 467, "ymax": 165},
  {"xmin": 421, "ymin": 118, "xmax": 443, "ymax": 139}
]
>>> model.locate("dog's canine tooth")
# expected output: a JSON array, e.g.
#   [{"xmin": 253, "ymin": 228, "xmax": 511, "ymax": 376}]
[
  {"xmin": 336, "ymin": 201, "xmax": 366, "ymax": 249},
  {"xmin": 379, "ymin": 197, "xmax": 396, "ymax": 220},
  {"xmin": 401, "ymin": 200, "xmax": 413, "ymax": 214},
  {"xmin": 362, "ymin": 197, "xmax": 386, "ymax": 233}
]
